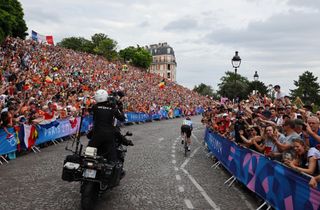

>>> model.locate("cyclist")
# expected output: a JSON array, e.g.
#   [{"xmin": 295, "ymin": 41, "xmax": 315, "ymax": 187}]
[{"xmin": 181, "ymin": 117, "xmax": 193, "ymax": 151}]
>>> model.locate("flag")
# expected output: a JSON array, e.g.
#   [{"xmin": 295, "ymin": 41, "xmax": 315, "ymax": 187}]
[
  {"xmin": 45, "ymin": 76, "xmax": 53, "ymax": 83},
  {"xmin": 69, "ymin": 117, "xmax": 78, "ymax": 129},
  {"xmin": 20, "ymin": 124, "xmax": 38, "ymax": 149},
  {"xmin": 159, "ymin": 81, "xmax": 165, "ymax": 89},
  {"xmin": 31, "ymin": 30, "xmax": 54, "ymax": 45}
]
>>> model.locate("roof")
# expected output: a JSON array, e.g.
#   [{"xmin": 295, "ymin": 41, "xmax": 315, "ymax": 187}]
[{"xmin": 147, "ymin": 43, "xmax": 175, "ymax": 56}]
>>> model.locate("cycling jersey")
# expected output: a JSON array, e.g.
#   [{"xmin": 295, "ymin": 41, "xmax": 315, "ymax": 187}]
[{"xmin": 182, "ymin": 119, "xmax": 193, "ymax": 129}]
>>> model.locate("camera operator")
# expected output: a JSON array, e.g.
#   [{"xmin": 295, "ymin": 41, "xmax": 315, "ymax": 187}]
[
  {"xmin": 88, "ymin": 89, "xmax": 125, "ymax": 163},
  {"xmin": 110, "ymin": 91, "xmax": 134, "ymax": 147}
]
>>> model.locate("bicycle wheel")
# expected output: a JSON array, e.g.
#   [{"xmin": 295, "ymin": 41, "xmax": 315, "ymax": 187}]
[{"xmin": 184, "ymin": 136, "xmax": 188, "ymax": 157}]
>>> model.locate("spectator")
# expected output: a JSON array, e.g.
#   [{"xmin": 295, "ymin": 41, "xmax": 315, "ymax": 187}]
[
  {"xmin": 272, "ymin": 120, "xmax": 300, "ymax": 153},
  {"xmin": 285, "ymin": 139, "xmax": 320, "ymax": 175},
  {"xmin": 305, "ymin": 116, "xmax": 320, "ymax": 148},
  {"xmin": 309, "ymin": 174, "xmax": 320, "ymax": 188},
  {"xmin": 252, "ymin": 125, "xmax": 285, "ymax": 160},
  {"xmin": 274, "ymin": 85, "xmax": 285, "ymax": 101}
]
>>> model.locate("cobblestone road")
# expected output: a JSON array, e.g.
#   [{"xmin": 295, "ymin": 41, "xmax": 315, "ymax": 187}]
[{"xmin": 0, "ymin": 116, "xmax": 260, "ymax": 210}]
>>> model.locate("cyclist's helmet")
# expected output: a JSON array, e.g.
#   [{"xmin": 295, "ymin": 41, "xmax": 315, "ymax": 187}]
[{"xmin": 186, "ymin": 117, "xmax": 191, "ymax": 120}]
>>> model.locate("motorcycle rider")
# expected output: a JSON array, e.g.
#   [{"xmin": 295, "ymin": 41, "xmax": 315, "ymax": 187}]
[{"xmin": 88, "ymin": 89, "xmax": 125, "ymax": 163}]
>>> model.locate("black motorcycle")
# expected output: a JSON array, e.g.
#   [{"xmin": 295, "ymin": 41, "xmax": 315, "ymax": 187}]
[{"xmin": 62, "ymin": 131, "xmax": 133, "ymax": 210}]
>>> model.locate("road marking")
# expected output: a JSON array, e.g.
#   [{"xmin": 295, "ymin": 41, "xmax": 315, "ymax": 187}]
[
  {"xmin": 174, "ymin": 167, "xmax": 179, "ymax": 171},
  {"xmin": 181, "ymin": 168, "xmax": 220, "ymax": 210},
  {"xmin": 172, "ymin": 150, "xmax": 175, "ymax": 153},
  {"xmin": 172, "ymin": 146, "xmax": 176, "ymax": 149},
  {"xmin": 172, "ymin": 160, "xmax": 176, "ymax": 164},
  {"xmin": 184, "ymin": 199, "xmax": 194, "ymax": 209},
  {"xmin": 178, "ymin": 186, "xmax": 184, "ymax": 192},
  {"xmin": 158, "ymin": 137, "xmax": 164, "ymax": 142},
  {"xmin": 192, "ymin": 133, "xmax": 200, "ymax": 143},
  {"xmin": 171, "ymin": 154, "xmax": 175, "ymax": 158},
  {"xmin": 176, "ymin": 174, "xmax": 181, "ymax": 181},
  {"xmin": 180, "ymin": 147, "xmax": 200, "ymax": 169}
]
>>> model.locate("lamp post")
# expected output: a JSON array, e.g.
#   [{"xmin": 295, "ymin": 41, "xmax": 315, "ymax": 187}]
[
  {"xmin": 253, "ymin": 71, "xmax": 259, "ymax": 94},
  {"xmin": 231, "ymin": 51, "xmax": 241, "ymax": 100}
]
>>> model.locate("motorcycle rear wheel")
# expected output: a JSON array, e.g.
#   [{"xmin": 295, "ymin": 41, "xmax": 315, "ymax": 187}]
[{"xmin": 81, "ymin": 181, "xmax": 99, "ymax": 210}]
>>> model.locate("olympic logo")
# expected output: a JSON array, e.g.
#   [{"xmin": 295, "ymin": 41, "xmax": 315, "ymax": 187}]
[{"xmin": 7, "ymin": 135, "xmax": 17, "ymax": 147}]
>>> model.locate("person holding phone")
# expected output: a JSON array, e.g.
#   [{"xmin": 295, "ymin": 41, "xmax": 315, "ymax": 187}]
[{"xmin": 285, "ymin": 139, "xmax": 320, "ymax": 175}]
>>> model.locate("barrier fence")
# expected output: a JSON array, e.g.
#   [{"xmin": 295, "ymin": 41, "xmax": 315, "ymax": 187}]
[
  {"xmin": 0, "ymin": 108, "xmax": 204, "ymax": 160},
  {"xmin": 204, "ymin": 128, "xmax": 320, "ymax": 210}
]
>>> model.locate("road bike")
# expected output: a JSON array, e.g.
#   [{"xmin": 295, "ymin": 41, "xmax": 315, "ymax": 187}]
[{"xmin": 182, "ymin": 133, "xmax": 188, "ymax": 157}]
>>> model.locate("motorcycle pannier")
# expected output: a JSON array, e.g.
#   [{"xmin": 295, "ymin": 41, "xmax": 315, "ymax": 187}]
[{"xmin": 62, "ymin": 154, "xmax": 81, "ymax": 182}]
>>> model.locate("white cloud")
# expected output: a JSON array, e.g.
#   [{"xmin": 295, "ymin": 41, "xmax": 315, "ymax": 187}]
[{"xmin": 20, "ymin": 0, "xmax": 320, "ymax": 94}]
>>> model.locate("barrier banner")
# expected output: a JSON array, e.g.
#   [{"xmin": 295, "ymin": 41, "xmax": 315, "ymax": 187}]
[
  {"xmin": 35, "ymin": 117, "xmax": 81, "ymax": 145},
  {"xmin": 125, "ymin": 112, "xmax": 150, "ymax": 122},
  {"xmin": 205, "ymin": 129, "xmax": 320, "ymax": 210},
  {"xmin": 159, "ymin": 109, "xmax": 168, "ymax": 119},
  {"xmin": 0, "ymin": 128, "xmax": 17, "ymax": 155},
  {"xmin": 80, "ymin": 115, "xmax": 93, "ymax": 133},
  {"xmin": 196, "ymin": 107, "xmax": 204, "ymax": 114},
  {"xmin": 151, "ymin": 113, "xmax": 161, "ymax": 120},
  {"xmin": 174, "ymin": 109, "xmax": 181, "ymax": 117}
]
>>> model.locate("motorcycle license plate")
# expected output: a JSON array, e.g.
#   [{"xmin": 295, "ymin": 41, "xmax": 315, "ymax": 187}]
[{"xmin": 83, "ymin": 169, "xmax": 97, "ymax": 178}]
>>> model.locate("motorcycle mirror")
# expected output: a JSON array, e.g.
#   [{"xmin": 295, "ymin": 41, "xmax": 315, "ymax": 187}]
[{"xmin": 125, "ymin": 131, "xmax": 133, "ymax": 136}]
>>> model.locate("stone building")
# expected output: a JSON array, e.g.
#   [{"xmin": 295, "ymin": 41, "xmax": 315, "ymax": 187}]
[{"xmin": 145, "ymin": 43, "xmax": 177, "ymax": 81}]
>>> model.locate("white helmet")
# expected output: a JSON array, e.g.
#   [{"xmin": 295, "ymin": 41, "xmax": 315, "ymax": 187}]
[{"xmin": 94, "ymin": 89, "xmax": 109, "ymax": 103}]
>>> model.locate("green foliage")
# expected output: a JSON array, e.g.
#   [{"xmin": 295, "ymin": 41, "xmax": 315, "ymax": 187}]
[
  {"xmin": 0, "ymin": 0, "xmax": 28, "ymax": 43},
  {"xmin": 193, "ymin": 83, "xmax": 214, "ymax": 97},
  {"xmin": 57, "ymin": 37, "xmax": 91, "ymax": 52},
  {"xmin": 217, "ymin": 71, "xmax": 250, "ymax": 100},
  {"xmin": 93, "ymin": 38, "xmax": 117, "ymax": 61},
  {"xmin": 57, "ymin": 33, "xmax": 117, "ymax": 61},
  {"xmin": 247, "ymin": 80, "xmax": 268, "ymax": 95},
  {"xmin": 290, "ymin": 71, "xmax": 320, "ymax": 105},
  {"xmin": 119, "ymin": 46, "xmax": 152, "ymax": 69},
  {"xmin": 119, "ymin": 46, "xmax": 136, "ymax": 62}
]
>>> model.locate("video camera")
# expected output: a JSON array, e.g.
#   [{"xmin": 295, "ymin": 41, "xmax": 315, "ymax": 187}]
[{"xmin": 106, "ymin": 91, "xmax": 125, "ymax": 109}]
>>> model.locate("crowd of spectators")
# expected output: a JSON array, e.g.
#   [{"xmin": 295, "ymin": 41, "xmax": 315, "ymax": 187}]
[
  {"xmin": 201, "ymin": 86, "xmax": 320, "ymax": 187},
  {"xmin": 0, "ymin": 37, "xmax": 210, "ymax": 137}
]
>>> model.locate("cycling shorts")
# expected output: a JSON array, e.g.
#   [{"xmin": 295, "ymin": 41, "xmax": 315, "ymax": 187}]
[{"xmin": 181, "ymin": 125, "xmax": 192, "ymax": 138}]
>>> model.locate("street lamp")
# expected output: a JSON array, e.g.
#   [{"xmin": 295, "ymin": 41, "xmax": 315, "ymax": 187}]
[
  {"xmin": 231, "ymin": 51, "xmax": 241, "ymax": 74},
  {"xmin": 231, "ymin": 51, "xmax": 241, "ymax": 100},
  {"xmin": 253, "ymin": 71, "xmax": 259, "ymax": 94}
]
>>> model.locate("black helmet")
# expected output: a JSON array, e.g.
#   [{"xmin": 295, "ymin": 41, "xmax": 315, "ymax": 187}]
[{"xmin": 186, "ymin": 117, "xmax": 191, "ymax": 120}]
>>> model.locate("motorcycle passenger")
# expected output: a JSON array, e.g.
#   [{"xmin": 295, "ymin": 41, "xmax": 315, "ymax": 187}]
[
  {"xmin": 88, "ymin": 89, "xmax": 125, "ymax": 163},
  {"xmin": 181, "ymin": 117, "xmax": 193, "ymax": 151}
]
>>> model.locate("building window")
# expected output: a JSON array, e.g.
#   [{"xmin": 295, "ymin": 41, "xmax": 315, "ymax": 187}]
[
  {"xmin": 167, "ymin": 48, "xmax": 171, "ymax": 54},
  {"xmin": 167, "ymin": 64, "xmax": 170, "ymax": 70},
  {"xmin": 167, "ymin": 72, "xmax": 171, "ymax": 79}
]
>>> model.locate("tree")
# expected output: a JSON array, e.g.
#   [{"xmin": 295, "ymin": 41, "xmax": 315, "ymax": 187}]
[
  {"xmin": 193, "ymin": 83, "xmax": 214, "ymax": 97},
  {"xmin": 119, "ymin": 46, "xmax": 136, "ymax": 63},
  {"xmin": 119, "ymin": 46, "xmax": 152, "ymax": 69},
  {"xmin": 57, "ymin": 33, "xmax": 118, "ymax": 60},
  {"xmin": 0, "ymin": 0, "xmax": 28, "ymax": 43},
  {"xmin": 91, "ymin": 33, "xmax": 108, "ymax": 48},
  {"xmin": 57, "ymin": 37, "xmax": 92, "ymax": 52},
  {"xmin": 217, "ymin": 71, "xmax": 250, "ymax": 100},
  {"xmin": 247, "ymin": 80, "xmax": 268, "ymax": 96},
  {"xmin": 93, "ymin": 38, "xmax": 117, "ymax": 61},
  {"xmin": 290, "ymin": 71, "xmax": 320, "ymax": 105},
  {"xmin": 131, "ymin": 47, "xmax": 152, "ymax": 69}
]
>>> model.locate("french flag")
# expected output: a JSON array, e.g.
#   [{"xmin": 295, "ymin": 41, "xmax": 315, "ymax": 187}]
[
  {"xmin": 19, "ymin": 124, "xmax": 37, "ymax": 150},
  {"xmin": 31, "ymin": 30, "xmax": 54, "ymax": 45}
]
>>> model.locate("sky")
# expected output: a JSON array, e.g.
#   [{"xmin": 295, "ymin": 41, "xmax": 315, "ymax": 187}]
[{"xmin": 19, "ymin": 0, "xmax": 320, "ymax": 94}]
